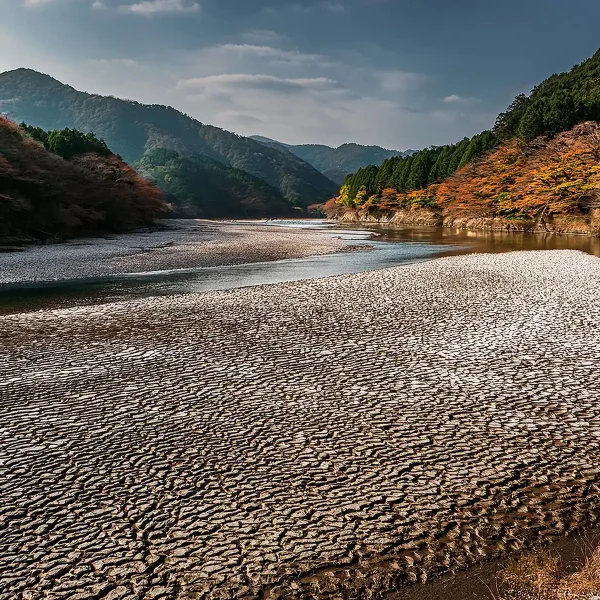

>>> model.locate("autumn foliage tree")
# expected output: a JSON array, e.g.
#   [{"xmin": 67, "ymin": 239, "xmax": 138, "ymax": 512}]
[
  {"xmin": 1, "ymin": 118, "xmax": 166, "ymax": 240},
  {"xmin": 331, "ymin": 49, "xmax": 600, "ymax": 233},
  {"xmin": 332, "ymin": 122, "xmax": 600, "ymax": 230}
]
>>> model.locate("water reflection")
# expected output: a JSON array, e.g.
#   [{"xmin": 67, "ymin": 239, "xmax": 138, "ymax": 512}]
[{"xmin": 357, "ymin": 225, "xmax": 600, "ymax": 257}]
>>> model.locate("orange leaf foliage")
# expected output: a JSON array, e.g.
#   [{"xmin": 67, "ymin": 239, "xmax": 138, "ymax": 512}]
[{"xmin": 351, "ymin": 122, "xmax": 600, "ymax": 224}]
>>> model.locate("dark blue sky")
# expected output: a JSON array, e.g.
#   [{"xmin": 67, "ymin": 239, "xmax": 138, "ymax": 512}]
[{"xmin": 1, "ymin": 0, "xmax": 598, "ymax": 149}]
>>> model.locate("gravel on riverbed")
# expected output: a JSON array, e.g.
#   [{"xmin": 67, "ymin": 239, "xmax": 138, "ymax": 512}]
[
  {"xmin": 0, "ymin": 219, "xmax": 346, "ymax": 284},
  {"xmin": 1, "ymin": 250, "xmax": 600, "ymax": 599}
]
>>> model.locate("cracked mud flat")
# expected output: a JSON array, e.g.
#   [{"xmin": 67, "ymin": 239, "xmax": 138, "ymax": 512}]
[
  {"xmin": 2, "ymin": 250, "xmax": 600, "ymax": 599},
  {"xmin": 0, "ymin": 220, "xmax": 345, "ymax": 284}
]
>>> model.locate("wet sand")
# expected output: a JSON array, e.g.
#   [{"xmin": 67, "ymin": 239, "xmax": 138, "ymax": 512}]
[
  {"xmin": 2, "ymin": 251, "xmax": 600, "ymax": 599},
  {"xmin": 0, "ymin": 220, "xmax": 347, "ymax": 284}
]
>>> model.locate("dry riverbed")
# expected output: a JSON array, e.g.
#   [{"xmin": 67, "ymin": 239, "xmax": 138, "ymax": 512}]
[
  {"xmin": 0, "ymin": 219, "xmax": 347, "ymax": 284},
  {"xmin": 2, "ymin": 250, "xmax": 600, "ymax": 599}
]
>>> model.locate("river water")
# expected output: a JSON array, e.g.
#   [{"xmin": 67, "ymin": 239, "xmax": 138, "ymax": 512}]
[{"xmin": 1, "ymin": 219, "xmax": 600, "ymax": 313}]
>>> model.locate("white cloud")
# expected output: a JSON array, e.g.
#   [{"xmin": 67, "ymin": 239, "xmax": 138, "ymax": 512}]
[
  {"xmin": 263, "ymin": 1, "xmax": 347, "ymax": 15},
  {"xmin": 443, "ymin": 94, "xmax": 475, "ymax": 104},
  {"xmin": 92, "ymin": 1, "xmax": 107, "ymax": 9},
  {"xmin": 177, "ymin": 73, "xmax": 340, "ymax": 93},
  {"xmin": 240, "ymin": 30, "xmax": 283, "ymax": 45},
  {"xmin": 213, "ymin": 44, "xmax": 334, "ymax": 67},
  {"xmin": 23, "ymin": 0, "xmax": 55, "ymax": 6},
  {"xmin": 120, "ymin": 0, "xmax": 200, "ymax": 16},
  {"xmin": 89, "ymin": 58, "xmax": 139, "ymax": 67}
]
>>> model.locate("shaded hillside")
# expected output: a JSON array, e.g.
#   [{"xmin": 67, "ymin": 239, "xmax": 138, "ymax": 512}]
[
  {"xmin": 0, "ymin": 69, "xmax": 338, "ymax": 208},
  {"xmin": 251, "ymin": 135, "xmax": 410, "ymax": 183},
  {"xmin": 327, "ymin": 122, "xmax": 600, "ymax": 234},
  {"xmin": 134, "ymin": 149, "xmax": 291, "ymax": 218},
  {"xmin": 0, "ymin": 118, "xmax": 165, "ymax": 241}
]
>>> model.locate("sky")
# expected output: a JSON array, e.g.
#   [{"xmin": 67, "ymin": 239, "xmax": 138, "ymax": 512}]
[{"xmin": 0, "ymin": 0, "xmax": 599, "ymax": 150}]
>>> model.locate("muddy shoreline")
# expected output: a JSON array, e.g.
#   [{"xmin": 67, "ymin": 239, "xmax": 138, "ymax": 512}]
[{"xmin": 2, "ymin": 250, "xmax": 600, "ymax": 599}]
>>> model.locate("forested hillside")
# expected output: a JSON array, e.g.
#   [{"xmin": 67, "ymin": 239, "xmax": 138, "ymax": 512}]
[
  {"xmin": 134, "ymin": 149, "xmax": 291, "ymax": 218},
  {"xmin": 0, "ymin": 118, "xmax": 165, "ymax": 241},
  {"xmin": 338, "ymin": 130, "xmax": 496, "ymax": 206},
  {"xmin": 330, "ymin": 49, "xmax": 600, "ymax": 234},
  {"xmin": 0, "ymin": 69, "xmax": 338, "ymax": 209},
  {"xmin": 251, "ymin": 135, "xmax": 409, "ymax": 184},
  {"xmin": 494, "ymin": 49, "xmax": 600, "ymax": 142}
]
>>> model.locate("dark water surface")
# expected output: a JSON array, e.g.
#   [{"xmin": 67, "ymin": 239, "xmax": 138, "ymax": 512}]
[{"xmin": 2, "ymin": 220, "xmax": 600, "ymax": 314}]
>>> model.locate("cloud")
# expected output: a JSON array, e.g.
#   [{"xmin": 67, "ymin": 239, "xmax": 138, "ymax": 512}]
[
  {"xmin": 92, "ymin": 1, "xmax": 107, "ymax": 9},
  {"xmin": 23, "ymin": 0, "xmax": 55, "ymax": 6},
  {"xmin": 240, "ymin": 30, "xmax": 283, "ymax": 45},
  {"xmin": 177, "ymin": 73, "xmax": 340, "ymax": 94},
  {"xmin": 313, "ymin": 1, "xmax": 346, "ymax": 13},
  {"xmin": 264, "ymin": 1, "xmax": 347, "ymax": 15},
  {"xmin": 379, "ymin": 70, "xmax": 428, "ymax": 92},
  {"xmin": 120, "ymin": 0, "xmax": 200, "ymax": 16},
  {"xmin": 443, "ymin": 94, "xmax": 477, "ymax": 104},
  {"xmin": 88, "ymin": 58, "xmax": 139, "ymax": 67},
  {"xmin": 176, "ymin": 78, "xmax": 413, "ymax": 147},
  {"xmin": 213, "ymin": 44, "xmax": 335, "ymax": 67}
]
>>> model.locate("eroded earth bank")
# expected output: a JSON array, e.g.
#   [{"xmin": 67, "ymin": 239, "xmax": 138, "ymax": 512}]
[{"xmin": 2, "ymin": 251, "xmax": 600, "ymax": 599}]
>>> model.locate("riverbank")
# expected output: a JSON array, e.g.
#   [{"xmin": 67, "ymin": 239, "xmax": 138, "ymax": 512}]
[
  {"xmin": 391, "ymin": 527, "xmax": 600, "ymax": 600},
  {"xmin": 331, "ymin": 206, "xmax": 600, "ymax": 236},
  {"xmin": 2, "ymin": 250, "xmax": 600, "ymax": 599},
  {"xmin": 0, "ymin": 219, "xmax": 348, "ymax": 284}
]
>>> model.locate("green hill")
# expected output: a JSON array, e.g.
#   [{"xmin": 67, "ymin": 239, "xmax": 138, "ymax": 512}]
[
  {"xmin": 495, "ymin": 49, "xmax": 600, "ymax": 142},
  {"xmin": 133, "ymin": 149, "xmax": 291, "ymax": 218},
  {"xmin": 0, "ymin": 69, "xmax": 338, "ymax": 211}
]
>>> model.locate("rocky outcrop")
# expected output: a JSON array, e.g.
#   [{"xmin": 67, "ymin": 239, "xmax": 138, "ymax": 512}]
[
  {"xmin": 333, "ymin": 206, "xmax": 600, "ymax": 236},
  {"xmin": 335, "ymin": 207, "xmax": 442, "ymax": 227}
]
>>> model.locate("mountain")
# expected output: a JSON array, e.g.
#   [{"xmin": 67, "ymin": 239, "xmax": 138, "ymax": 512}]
[
  {"xmin": 133, "ymin": 149, "xmax": 290, "ymax": 218},
  {"xmin": 0, "ymin": 118, "xmax": 165, "ymax": 241},
  {"xmin": 0, "ymin": 69, "xmax": 338, "ymax": 211},
  {"xmin": 327, "ymin": 49, "xmax": 600, "ymax": 235},
  {"xmin": 250, "ymin": 135, "xmax": 411, "ymax": 184}
]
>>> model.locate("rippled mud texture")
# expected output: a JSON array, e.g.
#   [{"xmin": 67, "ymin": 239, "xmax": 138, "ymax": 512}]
[{"xmin": 2, "ymin": 250, "xmax": 600, "ymax": 600}]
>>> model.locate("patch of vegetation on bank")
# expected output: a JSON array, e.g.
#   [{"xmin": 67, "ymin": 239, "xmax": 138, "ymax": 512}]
[
  {"xmin": 326, "ymin": 122, "xmax": 600, "ymax": 234},
  {"xmin": 499, "ymin": 546, "xmax": 600, "ymax": 599}
]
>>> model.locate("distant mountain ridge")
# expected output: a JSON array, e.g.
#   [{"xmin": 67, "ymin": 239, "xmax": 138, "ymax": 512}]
[
  {"xmin": 0, "ymin": 69, "xmax": 338, "ymax": 213},
  {"xmin": 250, "ymin": 135, "xmax": 413, "ymax": 184}
]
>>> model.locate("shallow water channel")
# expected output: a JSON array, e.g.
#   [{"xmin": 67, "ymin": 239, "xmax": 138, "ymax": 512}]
[{"xmin": 1, "ymin": 219, "xmax": 600, "ymax": 313}]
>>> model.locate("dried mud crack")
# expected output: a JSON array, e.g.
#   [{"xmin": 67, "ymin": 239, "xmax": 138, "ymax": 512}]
[{"xmin": 2, "ymin": 250, "xmax": 600, "ymax": 599}]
